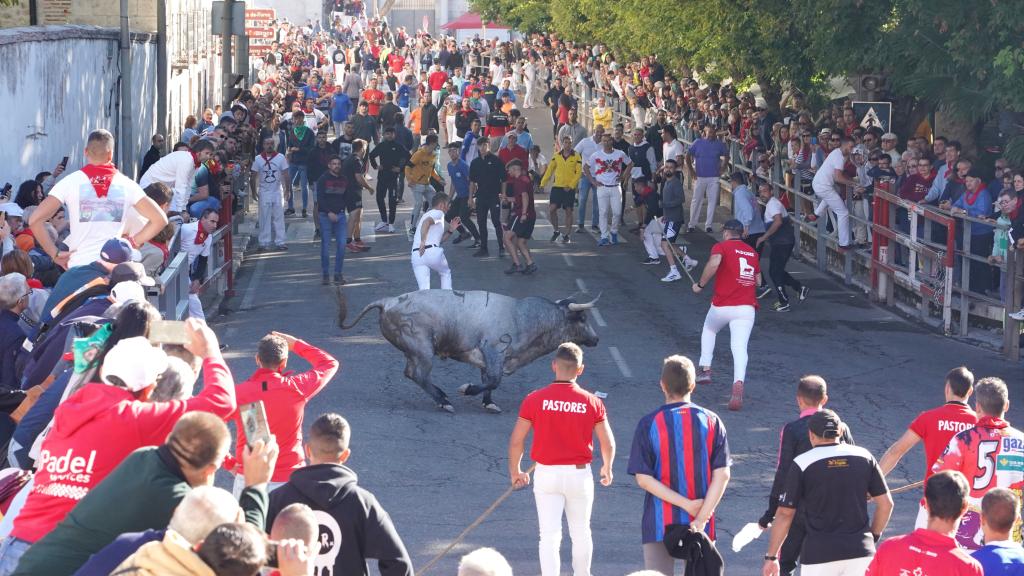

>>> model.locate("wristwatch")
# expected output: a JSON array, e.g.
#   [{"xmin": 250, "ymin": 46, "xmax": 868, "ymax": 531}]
[{"xmin": 764, "ymin": 555, "xmax": 778, "ymax": 561}]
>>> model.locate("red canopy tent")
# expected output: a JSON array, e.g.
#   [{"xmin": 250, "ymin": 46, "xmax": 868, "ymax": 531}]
[{"xmin": 440, "ymin": 12, "xmax": 508, "ymax": 30}]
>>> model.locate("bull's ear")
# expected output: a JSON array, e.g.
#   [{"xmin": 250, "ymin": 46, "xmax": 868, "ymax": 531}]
[{"xmin": 555, "ymin": 298, "xmax": 571, "ymax": 307}]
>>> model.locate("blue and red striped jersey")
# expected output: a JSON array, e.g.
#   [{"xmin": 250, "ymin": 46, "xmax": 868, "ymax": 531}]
[{"xmin": 627, "ymin": 401, "xmax": 731, "ymax": 543}]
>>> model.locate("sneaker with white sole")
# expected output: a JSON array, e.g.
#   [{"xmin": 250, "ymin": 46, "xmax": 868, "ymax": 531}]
[
  {"xmin": 772, "ymin": 301, "xmax": 791, "ymax": 312},
  {"xmin": 799, "ymin": 286, "xmax": 810, "ymax": 301},
  {"xmin": 387, "ymin": 224, "xmax": 395, "ymax": 233},
  {"xmin": 683, "ymin": 257, "xmax": 699, "ymax": 272},
  {"xmin": 696, "ymin": 368, "xmax": 712, "ymax": 384},
  {"xmin": 1010, "ymin": 308, "xmax": 1024, "ymax": 321},
  {"xmin": 642, "ymin": 257, "xmax": 660, "ymax": 265},
  {"xmin": 374, "ymin": 221, "xmax": 388, "ymax": 232},
  {"xmin": 661, "ymin": 270, "xmax": 682, "ymax": 282},
  {"xmin": 728, "ymin": 380, "xmax": 744, "ymax": 411}
]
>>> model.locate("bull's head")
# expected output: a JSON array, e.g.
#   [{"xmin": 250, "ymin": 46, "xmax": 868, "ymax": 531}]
[{"xmin": 556, "ymin": 293, "xmax": 601, "ymax": 347}]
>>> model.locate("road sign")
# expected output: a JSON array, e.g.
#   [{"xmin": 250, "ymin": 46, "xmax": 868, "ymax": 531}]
[
  {"xmin": 245, "ymin": 7, "xmax": 276, "ymax": 57},
  {"xmin": 211, "ymin": 1, "xmax": 246, "ymax": 36},
  {"xmin": 852, "ymin": 101, "xmax": 892, "ymax": 133}
]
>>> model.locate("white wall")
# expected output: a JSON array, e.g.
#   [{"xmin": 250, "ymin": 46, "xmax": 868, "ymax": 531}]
[
  {"xmin": 0, "ymin": 25, "xmax": 157, "ymax": 184},
  {"xmin": 249, "ymin": 0, "xmax": 321, "ymax": 25}
]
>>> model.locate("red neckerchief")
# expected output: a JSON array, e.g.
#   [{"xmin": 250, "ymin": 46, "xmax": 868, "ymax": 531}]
[
  {"xmin": 194, "ymin": 225, "xmax": 209, "ymax": 246},
  {"xmin": 260, "ymin": 152, "xmax": 276, "ymax": 165},
  {"xmin": 80, "ymin": 163, "xmax": 118, "ymax": 198},
  {"xmin": 190, "ymin": 151, "xmax": 201, "ymax": 168},
  {"xmin": 977, "ymin": 415, "xmax": 1009, "ymax": 430},
  {"xmin": 962, "ymin": 184, "xmax": 985, "ymax": 206},
  {"xmin": 152, "ymin": 241, "xmax": 169, "ymax": 264}
]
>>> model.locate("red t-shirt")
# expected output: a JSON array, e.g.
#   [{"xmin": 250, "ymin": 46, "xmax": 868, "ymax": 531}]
[
  {"xmin": 499, "ymin": 145, "xmax": 528, "ymax": 170},
  {"xmin": 518, "ymin": 381, "xmax": 607, "ymax": 465},
  {"xmin": 504, "ymin": 173, "xmax": 535, "ymax": 220},
  {"xmin": 866, "ymin": 529, "xmax": 983, "ymax": 576},
  {"xmin": 428, "ymin": 70, "xmax": 449, "ymax": 91},
  {"xmin": 908, "ymin": 401, "xmax": 977, "ymax": 481},
  {"xmin": 388, "ymin": 53, "xmax": 405, "ymax": 74},
  {"xmin": 360, "ymin": 89, "xmax": 385, "ymax": 116},
  {"xmin": 710, "ymin": 239, "xmax": 760, "ymax": 308}
]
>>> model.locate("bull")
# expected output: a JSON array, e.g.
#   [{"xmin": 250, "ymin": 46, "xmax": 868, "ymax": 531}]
[{"xmin": 340, "ymin": 290, "xmax": 600, "ymax": 413}]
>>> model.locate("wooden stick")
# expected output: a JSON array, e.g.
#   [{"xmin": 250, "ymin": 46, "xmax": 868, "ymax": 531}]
[
  {"xmin": 418, "ymin": 463, "xmax": 538, "ymax": 576},
  {"xmin": 890, "ymin": 480, "xmax": 924, "ymax": 494}
]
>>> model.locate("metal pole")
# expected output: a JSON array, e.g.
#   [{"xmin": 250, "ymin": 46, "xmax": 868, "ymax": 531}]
[
  {"xmin": 221, "ymin": 0, "xmax": 233, "ymax": 111},
  {"xmin": 156, "ymin": 0, "xmax": 168, "ymax": 147},
  {"xmin": 119, "ymin": 0, "xmax": 134, "ymax": 177},
  {"xmin": 234, "ymin": 26, "xmax": 248, "ymax": 87}
]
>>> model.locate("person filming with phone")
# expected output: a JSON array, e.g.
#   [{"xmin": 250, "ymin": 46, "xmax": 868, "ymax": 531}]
[{"xmin": 226, "ymin": 331, "xmax": 339, "ymax": 497}]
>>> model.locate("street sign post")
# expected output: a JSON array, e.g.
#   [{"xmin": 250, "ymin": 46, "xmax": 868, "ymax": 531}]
[{"xmin": 852, "ymin": 101, "xmax": 892, "ymax": 133}]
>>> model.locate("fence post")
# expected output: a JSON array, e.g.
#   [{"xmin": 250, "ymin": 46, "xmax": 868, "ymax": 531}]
[
  {"xmin": 1003, "ymin": 245, "xmax": 1021, "ymax": 360},
  {"xmin": 960, "ymin": 220, "xmax": 971, "ymax": 338}
]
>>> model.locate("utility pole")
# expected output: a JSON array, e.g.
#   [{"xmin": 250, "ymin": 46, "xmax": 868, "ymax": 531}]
[
  {"xmin": 221, "ymin": 0, "xmax": 234, "ymax": 110},
  {"xmin": 156, "ymin": 0, "xmax": 168, "ymax": 148},
  {"xmin": 119, "ymin": 0, "xmax": 134, "ymax": 177}
]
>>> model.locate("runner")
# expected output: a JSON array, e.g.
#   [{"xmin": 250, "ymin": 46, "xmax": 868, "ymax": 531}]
[
  {"xmin": 540, "ymin": 135, "xmax": 582, "ymax": 245},
  {"xmin": 585, "ymin": 133, "xmax": 632, "ymax": 246},
  {"xmin": 501, "ymin": 160, "xmax": 537, "ymax": 275},
  {"xmin": 658, "ymin": 160, "xmax": 699, "ymax": 282},
  {"xmin": 691, "ymin": 219, "xmax": 762, "ymax": 411},
  {"xmin": 411, "ymin": 193, "xmax": 460, "ymax": 290},
  {"xmin": 878, "ymin": 366, "xmax": 977, "ymax": 528},
  {"xmin": 931, "ymin": 377, "xmax": 1024, "ymax": 550},
  {"xmin": 755, "ymin": 180, "xmax": 808, "ymax": 311},
  {"xmin": 251, "ymin": 136, "xmax": 292, "ymax": 251}
]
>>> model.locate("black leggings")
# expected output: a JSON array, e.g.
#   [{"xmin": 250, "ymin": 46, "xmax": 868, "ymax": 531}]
[
  {"xmin": 768, "ymin": 242, "xmax": 802, "ymax": 302},
  {"xmin": 375, "ymin": 171, "xmax": 399, "ymax": 224},
  {"xmin": 447, "ymin": 196, "xmax": 480, "ymax": 240},
  {"xmin": 476, "ymin": 197, "xmax": 503, "ymax": 251}
]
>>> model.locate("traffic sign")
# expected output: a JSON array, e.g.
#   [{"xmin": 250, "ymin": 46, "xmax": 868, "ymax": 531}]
[
  {"xmin": 852, "ymin": 101, "xmax": 892, "ymax": 133},
  {"xmin": 245, "ymin": 7, "xmax": 276, "ymax": 57}
]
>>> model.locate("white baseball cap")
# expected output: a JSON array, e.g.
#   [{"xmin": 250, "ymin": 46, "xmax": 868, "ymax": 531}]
[
  {"xmin": 110, "ymin": 280, "xmax": 146, "ymax": 305},
  {"xmin": 0, "ymin": 202, "xmax": 24, "ymax": 218},
  {"xmin": 100, "ymin": 336, "xmax": 169, "ymax": 392}
]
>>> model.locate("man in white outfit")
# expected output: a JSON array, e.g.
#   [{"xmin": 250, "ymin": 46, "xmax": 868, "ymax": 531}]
[
  {"xmin": 412, "ymin": 193, "xmax": 461, "ymax": 290},
  {"xmin": 139, "ymin": 139, "xmax": 216, "ymax": 220},
  {"xmin": 251, "ymin": 137, "xmax": 292, "ymax": 250},
  {"xmin": 810, "ymin": 135, "xmax": 860, "ymax": 249},
  {"xmin": 584, "ymin": 133, "xmax": 632, "ymax": 246},
  {"xmin": 179, "ymin": 208, "xmax": 220, "ymax": 320}
]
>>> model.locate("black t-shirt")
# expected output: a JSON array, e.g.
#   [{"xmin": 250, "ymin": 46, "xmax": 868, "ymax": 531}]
[
  {"xmin": 316, "ymin": 171, "xmax": 347, "ymax": 214},
  {"xmin": 341, "ymin": 156, "xmax": 365, "ymax": 205},
  {"xmin": 779, "ymin": 443, "xmax": 888, "ymax": 565},
  {"xmin": 469, "ymin": 154, "xmax": 506, "ymax": 198},
  {"xmin": 332, "ymin": 136, "xmax": 355, "ymax": 161}
]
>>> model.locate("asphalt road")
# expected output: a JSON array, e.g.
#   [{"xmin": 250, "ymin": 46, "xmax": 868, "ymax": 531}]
[{"xmin": 211, "ymin": 106, "xmax": 1019, "ymax": 575}]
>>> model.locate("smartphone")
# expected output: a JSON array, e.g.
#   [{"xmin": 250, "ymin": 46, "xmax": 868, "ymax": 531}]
[
  {"xmin": 240, "ymin": 401, "xmax": 271, "ymax": 449},
  {"xmin": 60, "ymin": 156, "xmax": 69, "ymax": 168},
  {"xmin": 148, "ymin": 320, "xmax": 190, "ymax": 345}
]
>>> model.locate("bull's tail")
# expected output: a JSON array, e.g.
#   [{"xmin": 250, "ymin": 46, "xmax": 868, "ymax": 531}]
[{"xmin": 340, "ymin": 298, "xmax": 389, "ymax": 330}]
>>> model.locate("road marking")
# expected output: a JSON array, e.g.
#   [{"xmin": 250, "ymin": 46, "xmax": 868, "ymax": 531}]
[
  {"xmin": 563, "ymin": 253, "xmax": 573, "ymax": 267},
  {"xmin": 240, "ymin": 254, "xmax": 266, "ymax": 311},
  {"xmin": 591, "ymin": 307, "xmax": 607, "ymax": 327},
  {"xmin": 608, "ymin": 346, "xmax": 633, "ymax": 378},
  {"xmin": 576, "ymin": 278, "xmax": 587, "ymax": 292}
]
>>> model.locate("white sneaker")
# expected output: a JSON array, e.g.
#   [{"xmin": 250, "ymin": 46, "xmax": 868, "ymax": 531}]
[
  {"xmin": 661, "ymin": 270, "xmax": 682, "ymax": 283},
  {"xmin": 1010, "ymin": 308, "xmax": 1024, "ymax": 321},
  {"xmin": 387, "ymin": 224, "xmax": 395, "ymax": 233},
  {"xmin": 683, "ymin": 256, "xmax": 699, "ymax": 272},
  {"xmin": 374, "ymin": 221, "xmax": 388, "ymax": 232}
]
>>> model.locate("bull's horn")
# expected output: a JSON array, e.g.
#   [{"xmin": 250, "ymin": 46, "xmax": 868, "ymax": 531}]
[{"xmin": 567, "ymin": 292, "xmax": 602, "ymax": 311}]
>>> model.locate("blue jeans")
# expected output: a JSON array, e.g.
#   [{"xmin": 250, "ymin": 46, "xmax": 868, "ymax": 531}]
[
  {"xmin": 318, "ymin": 211, "xmax": 347, "ymax": 276},
  {"xmin": 289, "ymin": 165, "xmax": 309, "ymax": 211},
  {"xmin": 0, "ymin": 537, "xmax": 31, "ymax": 576},
  {"xmin": 188, "ymin": 196, "xmax": 222, "ymax": 219},
  {"xmin": 576, "ymin": 177, "xmax": 599, "ymax": 228}
]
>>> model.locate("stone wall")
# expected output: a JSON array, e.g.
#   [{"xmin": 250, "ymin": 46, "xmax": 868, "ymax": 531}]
[{"xmin": 0, "ymin": 0, "xmax": 30, "ymax": 28}]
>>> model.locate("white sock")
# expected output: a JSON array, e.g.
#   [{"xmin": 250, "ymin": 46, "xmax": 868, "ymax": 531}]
[{"xmin": 669, "ymin": 265, "xmax": 678, "ymax": 273}]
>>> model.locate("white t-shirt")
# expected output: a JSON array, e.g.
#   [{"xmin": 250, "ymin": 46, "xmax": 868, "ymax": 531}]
[
  {"xmin": 763, "ymin": 196, "xmax": 788, "ymax": 224},
  {"xmin": 413, "ymin": 209, "xmax": 445, "ymax": 250},
  {"xmin": 139, "ymin": 150, "xmax": 197, "ymax": 213},
  {"xmin": 811, "ymin": 148, "xmax": 846, "ymax": 194},
  {"xmin": 48, "ymin": 169, "xmax": 146, "ymax": 269},
  {"xmin": 179, "ymin": 220, "xmax": 212, "ymax": 266},
  {"xmin": 251, "ymin": 153, "xmax": 290, "ymax": 202},
  {"xmin": 574, "ymin": 136, "xmax": 602, "ymax": 164},
  {"xmin": 663, "ymin": 139, "xmax": 685, "ymax": 165},
  {"xmin": 588, "ymin": 149, "xmax": 630, "ymax": 187},
  {"xmin": 283, "ymin": 109, "xmax": 325, "ymax": 131}
]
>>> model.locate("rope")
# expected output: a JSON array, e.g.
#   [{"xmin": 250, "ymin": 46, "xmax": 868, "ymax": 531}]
[
  {"xmin": 418, "ymin": 463, "xmax": 537, "ymax": 576},
  {"xmin": 890, "ymin": 480, "xmax": 924, "ymax": 494}
]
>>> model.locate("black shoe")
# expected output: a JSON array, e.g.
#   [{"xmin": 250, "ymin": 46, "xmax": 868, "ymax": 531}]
[
  {"xmin": 561, "ymin": 234, "xmax": 571, "ymax": 244},
  {"xmin": 576, "ymin": 226, "xmax": 586, "ymax": 234},
  {"xmin": 705, "ymin": 227, "xmax": 713, "ymax": 233},
  {"xmin": 523, "ymin": 262, "xmax": 538, "ymax": 275},
  {"xmin": 322, "ymin": 275, "xmax": 329, "ymax": 285},
  {"xmin": 313, "ymin": 229, "xmax": 321, "ymax": 241},
  {"xmin": 333, "ymin": 274, "xmax": 345, "ymax": 285},
  {"xmin": 550, "ymin": 231, "xmax": 560, "ymax": 242},
  {"xmin": 498, "ymin": 248, "xmax": 505, "ymax": 258},
  {"xmin": 469, "ymin": 240, "xmax": 481, "ymax": 248},
  {"xmin": 285, "ymin": 208, "xmax": 296, "ymax": 216},
  {"xmin": 799, "ymin": 286, "xmax": 810, "ymax": 301},
  {"xmin": 302, "ymin": 210, "xmax": 308, "ymax": 219},
  {"xmin": 472, "ymin": 248, "xmax": 489, "ymax": 257},
  {"xmin": 504, "ymin": 263, "xmax": 522, "ymax": 275},
  {"xmin": 452, "ymin": 233, "xmax": 467, "ymax": 245},
  {"xmin": 591, "ymin": 225, "xmax": 600, "ymax": 233},
  {"xmin": 687, "ymin": 227, "xmax": 696, "ymax": 233},
  {"xmin": 643, "ymin": 257, "xmax": 660, "ymax": 265}
]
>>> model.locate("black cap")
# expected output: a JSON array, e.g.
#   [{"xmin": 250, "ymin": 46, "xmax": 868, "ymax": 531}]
[
  {"xmin": 722, "ymin": 219, "xmax": 744, "ymax": 232},
  {"xmin": 808, "ymin": 409, "xmax": 842, "ymax": 439}
]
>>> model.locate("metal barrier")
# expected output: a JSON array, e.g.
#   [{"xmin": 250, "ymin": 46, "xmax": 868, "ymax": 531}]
[{"xmin": 569, "ymin": 79, "xmax": 1022, "ymax": 359}]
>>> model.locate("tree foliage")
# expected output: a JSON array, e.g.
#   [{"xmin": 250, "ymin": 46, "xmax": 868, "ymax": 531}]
[{"xmin": 475, "ymin": 0, "xmax": 1024, "ymax": 163}]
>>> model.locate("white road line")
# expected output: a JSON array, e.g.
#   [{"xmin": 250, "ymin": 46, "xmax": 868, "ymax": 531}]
[
  {"xmin": 591, "ymin": 307, "xmax": 607, "ymax": 327},
  {"xmin": 562, "ymin": 253, "xmax": 573, "ymax": 267},
  {"xmin": 608, "ymin": 346, "xmax": 633, "ymax": 378},
  {"xmin": 240, "ymin": 255, "xmax": 266, "ymax": 311},
  {"xmin": 576, "ymin": 278, "xmax": 587, "ymax": 292}
]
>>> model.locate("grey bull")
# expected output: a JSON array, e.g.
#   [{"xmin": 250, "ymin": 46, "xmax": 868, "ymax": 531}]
[{"xmin": 341, "ymin": 290, "xmax": 601, "ymax": 412}]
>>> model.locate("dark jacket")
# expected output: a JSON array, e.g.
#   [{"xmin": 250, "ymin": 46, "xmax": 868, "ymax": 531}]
[
  {"xmin": 72, "ymin": 529, "xmax": 164, "ymax": 576},
  {"xmin": 267, "ymin": 463, "xmax": 413, "ymax": 576},
  {"xmin": 139, "ymin": 146, "xmax": 161, "ymax": 178},
  {"xmin": 286, "ymin": 126, "xmax": 316, "ymax": 166},
  {"xmin": 664, "ymin": 526, "xmax": 724, "ymax": 576},
  {"xmin": 12, "ymin": 446, "xmax": 267, "ymax": 576}
]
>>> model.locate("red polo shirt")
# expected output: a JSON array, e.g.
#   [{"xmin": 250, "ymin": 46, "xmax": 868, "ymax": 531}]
[
  {"xmin": 908, "ymin": 401, "xmax": 977, "ymax": 481},
  {"xmin": 518, "ymin": 381, "xmax": 606, "ymax": 465}
]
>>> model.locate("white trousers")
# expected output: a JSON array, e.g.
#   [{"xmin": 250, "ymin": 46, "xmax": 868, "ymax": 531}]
[
  {"xmin": 812, "ymin": 187, "xmax": 851, "ymax": 246},
  {"xmin": 232, "ymin": 474, "xmax": 285, "ymax": 499},
  {"xmin": 258, "ymin": 196, "xmax": 286, "ymax": 247},
  {"xmin": 431, "ymin": 89, "xmax": 442, "ymax": 107},
  {"xmin": 689, "ymin": 177, "xmax": 720, "ymax": 229},
  {"xmin": 524, "ymin": 82, "xmax": 535, "ymax": 107},
  {"xmin": 188, "ymin": 294, "xmax": 205, "ymax": 321},
  {"xmin": 411, "ymin": 247, "xmax": 451, "ymax": 290},
  {"xmin": 852, "ymin": 196, "xmax": 871, "ymax": 245},
  {"xmin": 533, "ymin": 464, "xmax": 595, "ymax": 576},
  {"xmin": 699, "ymin": 304, "xmax": 755, "ymax": 382},
  {"xmin": 800, "ymin": 556, "xmax": 872, "ymax": 576},
  {"xmin": 643, "ymin": 220, "xmax": 666, "ymax": 259},
  {"xmin": 596, "ymin": 185, "xmax": 622, "ymax": 238}
]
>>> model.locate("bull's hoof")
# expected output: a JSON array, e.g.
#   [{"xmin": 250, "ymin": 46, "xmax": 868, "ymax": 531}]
[
  {"xmin": 483, "ymin": 403, "xmax": 502, "ymax": 414},
  {"xmin": 439, "ymin": 403, "xmax": 455, "ymax": 413}
]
